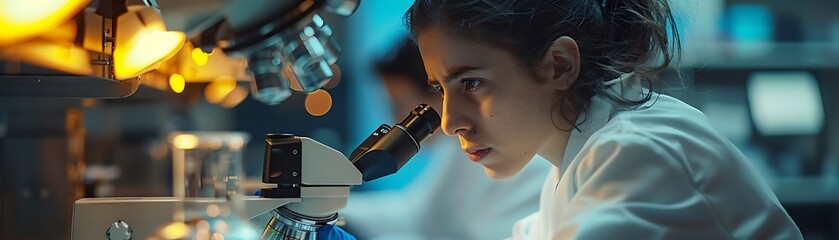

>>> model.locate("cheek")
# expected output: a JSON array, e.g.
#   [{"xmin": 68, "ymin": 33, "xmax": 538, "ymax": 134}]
[
  {"xmin": 480, "ymin": 85, "xmax": 556, "ymax": 153},
  {"xmin": 484, "ymin": 93, "xmax": 552, "ymax": 134}
]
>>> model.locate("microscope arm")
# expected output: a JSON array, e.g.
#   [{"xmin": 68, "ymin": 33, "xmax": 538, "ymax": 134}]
[
  {"xmin": 256, "ymin": 105, "xmax": 440, "ymax": 239},
  {"xmin": 259, "ymin": 135, "xmax": 361, "ymax": 217}
]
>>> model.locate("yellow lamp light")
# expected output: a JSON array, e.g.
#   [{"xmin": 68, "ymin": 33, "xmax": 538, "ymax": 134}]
[
  {"xmin": 204, "ymin": 77, "xmax": 237, "ymax": 104},
  {"xmin": 219, "ymin": 87, "xmax": 249, "ymax": 109},
  {"xmin": 0, "ymin": 0, "xmax": 90, "ymax": 46},
  {"xmin": 169, "ymin": 74, "xmax": 185, "ymax": 93},
  {"xmin": 158, "ymin": 222, "xmax": 189, "ymax": 239},
  {"xmin": 172, "ymin": 134, "xmax": 199, "ymax": 150},
  {"xmin": 113, "ymin": 7, "xmax": 185, "ymax": 80},
  {"xmin": 191, "ymin": 48, "xmax": 209, "ymax": 66},
  {"xmin": 0, "ymin": 9, "xmax": 91, "ymax": 74},
  {"xmin": 0, "ymin": 40, "xmax": 92, "ymax": 75}
]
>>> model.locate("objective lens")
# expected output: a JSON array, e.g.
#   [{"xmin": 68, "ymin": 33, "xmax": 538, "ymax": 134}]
[
  {"xmin": 251, "ymin": 72, "xmax": 292, "ymax": 105},
  {"xmin": 248, "ymin": 48, "xmax": 292, "ymax": 105},
  {"xmin": 280, "ymin": 14, "xmax": 337, "ymax": 93}
]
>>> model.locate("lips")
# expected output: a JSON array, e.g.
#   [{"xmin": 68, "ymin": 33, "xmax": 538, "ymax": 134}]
[{"xmin": 465, "ymin": 147, "xmax": 492, "ymax": 162}]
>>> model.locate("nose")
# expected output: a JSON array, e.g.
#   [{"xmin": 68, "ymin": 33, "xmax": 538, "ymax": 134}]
[{"xmin": 441, "ymin": 95, "xmax": 472, "ymax": 136}]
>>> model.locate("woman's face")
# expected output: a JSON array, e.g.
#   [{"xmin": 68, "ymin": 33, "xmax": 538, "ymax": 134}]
[{"xmin": 417, "ymin": 28, "xmax": 566, "ymax": 179}]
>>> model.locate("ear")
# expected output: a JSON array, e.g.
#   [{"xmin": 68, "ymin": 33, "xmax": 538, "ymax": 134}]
[{"xmin": 536, "ymin": 36, "xmax": 580, "ymax": 91}]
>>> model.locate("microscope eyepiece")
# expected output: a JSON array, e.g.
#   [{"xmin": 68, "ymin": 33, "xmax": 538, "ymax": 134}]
[
  {"xmin": 350, "ymin": 104, "xmax": 441, "ymax": 182},
  {"xmin": 399, "ymin": 104, "xmax": 442, "ymax": 145}
]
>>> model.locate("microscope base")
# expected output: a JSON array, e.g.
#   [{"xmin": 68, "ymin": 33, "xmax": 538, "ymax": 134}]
[{"xmin": 71, "ymin": 196, "xmax": 298, "ymax": 239}]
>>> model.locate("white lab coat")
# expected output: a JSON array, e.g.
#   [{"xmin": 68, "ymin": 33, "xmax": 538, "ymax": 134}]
[
  {"xmin": 510, "ymin": 82, "xmax": 803, "ymax": 239},
  {"xmin": 342, "ymin": 136, "xmax": 551, "ymax": 240}
]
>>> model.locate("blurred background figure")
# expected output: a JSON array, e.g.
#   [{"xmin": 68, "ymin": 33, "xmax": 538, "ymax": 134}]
[{"xmin": 338, "ymin": 37, "xmax": 550, "ymax": 240}]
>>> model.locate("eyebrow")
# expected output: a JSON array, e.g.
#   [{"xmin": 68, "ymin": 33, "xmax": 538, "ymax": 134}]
[{"xmin": 427, "ymin": 65, "xmax": 481, "ymax": 85}]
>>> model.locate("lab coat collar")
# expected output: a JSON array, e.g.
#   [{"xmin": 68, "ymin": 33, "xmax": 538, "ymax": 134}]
[
  {"xmin": 559, "ymin": 74, "xmax": 644, "ymax": 175},
  {"xmin": 559, "ymin": 96, "xmax": 610, "ymax": 176}
]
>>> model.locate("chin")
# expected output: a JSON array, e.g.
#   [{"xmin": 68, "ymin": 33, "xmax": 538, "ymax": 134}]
[
  {"xmin": 480, "ymin": 154, "xmax": 532, "ymax": 180},
  {"xmin": 482, "ymin": 166, "xmax": 517, "ymax": 180}
]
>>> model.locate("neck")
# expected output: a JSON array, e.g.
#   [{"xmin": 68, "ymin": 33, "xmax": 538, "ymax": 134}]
[
  {"xmin": 536, "ymin": 108, "xmax": 579, "ymax": 168},
  {"xmin": 536, "ymin": 128, "xmax": 573, "ymax": 168}
]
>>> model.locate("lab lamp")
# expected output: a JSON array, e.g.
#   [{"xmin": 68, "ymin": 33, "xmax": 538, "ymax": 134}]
[
  {"xmin": 0, "ymin": 1, "xmax": 185, "ymax": 81},
  {"xmin": 0, "ymin": 0, "xmax": 90, "ymax": 45},
  {"xmin": 113, "ymin": 6, "xmax": 185, "ymax": 80}
]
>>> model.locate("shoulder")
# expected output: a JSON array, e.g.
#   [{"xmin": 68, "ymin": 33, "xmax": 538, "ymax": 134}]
[
  {"xmin": 575, "ymin": 128, "xmax": 673, "ymax": 175},
  {"xmin": 573, "ymin": 94, "xmax": 729, "ymax": 182},
  {"xmin": 600, "ymin": 94, "xmax": 725, "ymax": 151}
]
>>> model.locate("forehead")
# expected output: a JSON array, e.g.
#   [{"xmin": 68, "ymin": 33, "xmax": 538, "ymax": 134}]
[{"xmin": 416, "ymin": 28, "xmax": 501, "ymax": 79}]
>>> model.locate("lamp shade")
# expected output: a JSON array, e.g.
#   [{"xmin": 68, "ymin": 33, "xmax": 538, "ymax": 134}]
[
  {"xmin": 113, "ymin": 6, "xmax": 185, "ymax": 80},
  {"xmin": 0, "ymin": 19, "xmax": 92, "ymax": 75},
  {"xmin": 0, "ymin": 0, "xmax": 90, "ymax": 46},
  {"xmin": 0, "ymin": 40, "xmax": 92, "ymax": 75}
]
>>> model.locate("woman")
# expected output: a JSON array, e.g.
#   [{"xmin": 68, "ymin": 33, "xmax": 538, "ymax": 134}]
[
  {"xmin": 401, "ymin": 0, "xmax": 803, "ymax": 239},
  {"xmin": 339, "ymin": 38, "xmax": 549, "ymax": 239}
]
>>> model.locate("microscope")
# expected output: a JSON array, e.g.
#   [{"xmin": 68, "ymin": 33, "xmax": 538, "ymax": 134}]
[
  {"xmin": 72, "ymin": 104, "xmax": 441, "ymax": 239},
  {"xmin": 53, "ymin": 0, "xmax": 444, "ymax": 239},
  {"xmin": 0, "ymin": 0, "xmax": 447, "ymax": 238}
]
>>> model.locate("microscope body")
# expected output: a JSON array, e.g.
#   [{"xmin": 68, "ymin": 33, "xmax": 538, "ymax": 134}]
[
  {"xmin": 71, "ymin": 137, "xmax": 360, "ymax": 239},
  {"xmin": 256, "ymin": 103, "xmax": 439, "ymax": 239},
  {"xmin": 72, "ymin": 104, "xmax": 440, "ymax": 239}
]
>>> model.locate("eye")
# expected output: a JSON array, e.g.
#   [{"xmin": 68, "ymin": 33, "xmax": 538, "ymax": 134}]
[{"xmin": 462, "ymin": 78, "xmax": 482, "ymax": 91}]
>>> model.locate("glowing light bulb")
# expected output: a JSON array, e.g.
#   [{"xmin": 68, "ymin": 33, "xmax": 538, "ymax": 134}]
[
  {"xmin": 113, "ymin": 7, "xmax": 185, "ymax": 80},
  {"xmin": 192, "ymin": 48, "xmax": 209, "ymax": 66},
  {"xmin": 0, "ymin": 0, "xmax": 90, "ymax": 45},
  {"xmin": 173, "ymin": 134, "xmax": 199, "ymax": 149},
  {"xmin": 0, "ymin": 40, "xmax": 92, "ymax": 75},
  {"xmin": 169, "ymin": 74, "xmax": 185, "ymax": 93},
  {"xmin": 160, "ymin": 222, "xmax": 189, "ymax": 239}
]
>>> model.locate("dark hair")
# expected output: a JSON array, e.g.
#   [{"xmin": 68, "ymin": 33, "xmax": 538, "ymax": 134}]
[
  {"xmin": 405, "ymin": 0, "xmax": 681, "ymax": 130},
  {"xmin": 374, "ymin": 38, "xmax": 432, "ymax": 95}
]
